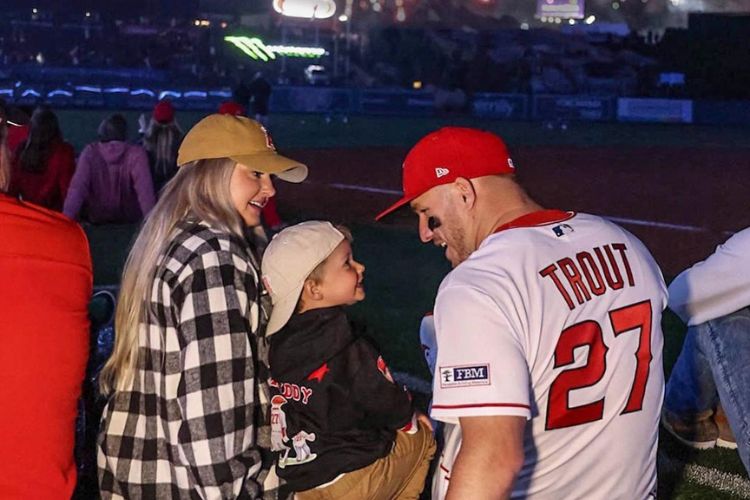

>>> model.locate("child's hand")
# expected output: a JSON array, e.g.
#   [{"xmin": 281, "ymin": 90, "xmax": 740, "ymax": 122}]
[
  {"xmin": 398, "ymin": 411, "xmax": 433, "ymax": 434},
  {"xmin": 415, "ymin": 410, "xmax": 434, "ymax": 432}
]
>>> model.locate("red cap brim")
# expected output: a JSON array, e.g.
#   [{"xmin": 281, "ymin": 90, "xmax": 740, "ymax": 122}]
[{"xmin": 374, "ymin": 195, "xmax": 413, "ymax": 221}]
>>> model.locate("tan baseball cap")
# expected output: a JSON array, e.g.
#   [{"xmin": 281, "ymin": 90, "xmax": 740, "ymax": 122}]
[
  {"xmin": 177, "ymin": 114, "xmax": 308, "ymax": 182},
  {"xmin": 261, "ymin": 221, "xmax": 345, "ymax": 335}
]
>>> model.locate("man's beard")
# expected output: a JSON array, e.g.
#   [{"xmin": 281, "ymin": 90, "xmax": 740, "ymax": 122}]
[{"xmin": 443, "ymin": 212, "xmax": 472, "ymax": 267}]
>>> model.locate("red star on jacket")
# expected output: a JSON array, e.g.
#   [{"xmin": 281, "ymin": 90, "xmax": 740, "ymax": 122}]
[{"xmin": 306, "ymin": 363, "xmax": 330, "ymax": 383}]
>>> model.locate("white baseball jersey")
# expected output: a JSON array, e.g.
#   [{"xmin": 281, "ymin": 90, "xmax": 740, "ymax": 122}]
[
  {"xmin": 668, "ymin": 226, "xmax": 750, "ymax": 326},
  {"xmin": 430, "ymin": 211, "xmax": 667, "ymax": 500}
]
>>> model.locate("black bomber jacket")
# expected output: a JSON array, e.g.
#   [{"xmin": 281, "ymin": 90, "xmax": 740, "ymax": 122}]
[{"xmin": 268, "ymin": 306, "xmax": 413, "ymax": 492}]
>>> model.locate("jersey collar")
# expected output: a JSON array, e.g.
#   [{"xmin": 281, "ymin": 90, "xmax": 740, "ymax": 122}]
[{"xmin": 492, "ymin": 209, "xmax": 575, "ymax": 234}]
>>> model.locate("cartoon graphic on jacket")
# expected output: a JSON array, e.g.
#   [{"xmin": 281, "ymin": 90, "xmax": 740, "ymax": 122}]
[
  {"xmin": 271, "ymin": 395, "xmax": 318, "ymax": 467},
  {"xmin": 268, "ymin": 306, "xmax": 414, "ymax": 492}
]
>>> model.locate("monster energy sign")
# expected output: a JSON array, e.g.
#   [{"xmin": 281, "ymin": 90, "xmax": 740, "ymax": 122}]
[{"xmin": 225, "ymin": 36, "xmax": 327, "ymax": 62}]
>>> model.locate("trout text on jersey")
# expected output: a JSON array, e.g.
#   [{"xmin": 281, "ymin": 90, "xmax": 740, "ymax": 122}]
[{"xmin": 538, "ymin": 243, "xmax": 635, "ymax": 310}]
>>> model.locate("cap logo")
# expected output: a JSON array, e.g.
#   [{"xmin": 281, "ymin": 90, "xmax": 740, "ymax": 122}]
[
  {"xmin": 260, "ymin": 125, "xmax": 276, "ymax": 151},
  {"xmin": 435, "ymin": 167, "xmax": 450, "ymax": 178},
  {"xmin": 508, "ymin": 158, "xmax": 515, "ymax": 170}
]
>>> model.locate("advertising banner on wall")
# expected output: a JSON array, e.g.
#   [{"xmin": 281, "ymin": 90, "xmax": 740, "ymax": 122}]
[
  {"xmin": 358, "ymin": 90, "xmax": 435, "ymax": 115},
  {"xmin": 471, "ymin": 93, "xmax": 528, "ymax": 120},
  {"xmin": 533, "ymin": 95, "xmax": 614, "ymax": 121},
  {"xmin": 693, "ymin": 100, "xmax": 750, "ymax": 126},
  {"xmin": 536, "ymin": 0, "xmax": 585, "ymax": 19},
  {"xmin": 617, "ymin": 98, "xmax": 693, "ymax": 123},
  {"xmin": 270, "ymin": 86, "xmax": 353, "ymax": 113}
]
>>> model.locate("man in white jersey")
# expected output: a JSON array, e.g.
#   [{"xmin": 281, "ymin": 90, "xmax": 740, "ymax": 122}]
[{"xmin": 376, "ymin": 127, "xmax": 668, "ymax": 499}]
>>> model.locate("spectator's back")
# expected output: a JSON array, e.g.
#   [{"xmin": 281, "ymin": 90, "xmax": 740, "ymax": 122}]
[
  {"xmin": 0, "ymin": 191, "xmax": 93, "ymax": 499},
  {"xmin": 63, "ymin": 113, "xmax": 155, "ymax": 224}
]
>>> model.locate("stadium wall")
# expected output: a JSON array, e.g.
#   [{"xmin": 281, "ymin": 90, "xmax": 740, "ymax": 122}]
[{"xmin": 4, "ymin": 81, "xmax": 750, "ymax": 126}]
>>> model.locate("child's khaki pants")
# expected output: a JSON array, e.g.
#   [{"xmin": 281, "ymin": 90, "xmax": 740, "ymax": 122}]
[{"xmin": 296, "ymin": 421, "xmax": 436, "ymax": 500}]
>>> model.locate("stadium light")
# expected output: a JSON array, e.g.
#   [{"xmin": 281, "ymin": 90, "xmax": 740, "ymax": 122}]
[
  {"xmin": 159, "ymin": 90, "xmax": 182, "ymax": 100},
  {"xmin": 48, "ymin": 89, "xmax": 74, "ymax": 98},
  {"xmin": 273, "ymin": 0, "xmax": 336, "ymax": 19},
  {"xmin": 131, "ymin": 89, "xmax": 156, "ymax": 97}
]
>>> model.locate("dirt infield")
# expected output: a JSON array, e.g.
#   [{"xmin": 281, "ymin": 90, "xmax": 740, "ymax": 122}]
[{"xmin": 276, "ymin": 145, "xmax": 750, "ymax": 277}]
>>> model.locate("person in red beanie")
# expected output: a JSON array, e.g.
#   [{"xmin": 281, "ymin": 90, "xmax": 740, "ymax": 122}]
[
  {"xmin": 218, "ymin": 100, "xmax": 246, "ymax": 116},
  {"xmin": 0, "ymin": 99, "xmax": 93, "ymax": 500},
  {"xmin": 218, "ymin": 100, "xmax": 286, "ymax": 234},
  {"xmin": 141, "ymin": 100, "xmax": 182, "ymax": 192}
]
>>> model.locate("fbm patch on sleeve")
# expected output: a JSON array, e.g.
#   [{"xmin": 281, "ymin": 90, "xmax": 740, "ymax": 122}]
[{"xmin": 439, "ymin": 363, "xmax": 491, "ymax": 389}]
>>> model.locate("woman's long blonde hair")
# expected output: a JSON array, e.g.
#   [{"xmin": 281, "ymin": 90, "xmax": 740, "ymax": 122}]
[{"xmin": 100, "ymin": 158, "xmax": 245, "ymax": 393}]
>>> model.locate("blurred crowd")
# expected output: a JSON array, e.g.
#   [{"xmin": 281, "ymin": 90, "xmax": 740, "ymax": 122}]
[
  {"xmin": 0, "ymin": 4, "xmax": 748, "ymax": 102},
  {"xmin": 4, "ymin": 99, "xmax": 283, "ymax": 231}
]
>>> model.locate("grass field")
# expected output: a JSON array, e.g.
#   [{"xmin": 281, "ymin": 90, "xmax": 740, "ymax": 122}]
[
  {"xmin": 76, "ymin": 112, "xmax": 749, "ymax": 498},
  {"xmin": 56, "ymin": 109, "xmax": 750, "ymax": 152}
]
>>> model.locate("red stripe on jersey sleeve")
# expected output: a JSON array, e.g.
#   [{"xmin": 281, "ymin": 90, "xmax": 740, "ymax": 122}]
[{"xmin": 432, "ymin": 402, "xmax": 531, "ymax": 410}]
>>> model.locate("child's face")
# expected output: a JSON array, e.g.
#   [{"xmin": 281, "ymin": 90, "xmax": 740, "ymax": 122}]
[{"xmin": 315, "ymin": 239, "xmax": 366, "ymax": 307}]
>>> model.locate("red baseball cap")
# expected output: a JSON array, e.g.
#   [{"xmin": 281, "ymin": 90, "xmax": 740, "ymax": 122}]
[
  {"xmin": 153, "ymin": 100, "xmax": 175, "ymax": 124},
  {"xmin": 218, "ymin": 101, "xmax": 246, "ymax": 116},
  {"xmin": 375, "ymin": 127, "xmax": 516, "ymax": 220}
]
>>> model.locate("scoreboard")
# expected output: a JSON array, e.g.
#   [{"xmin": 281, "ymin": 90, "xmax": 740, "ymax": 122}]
[{"xmin": 536, "ymin": 0, "xmax": 585, "ymax": 19}]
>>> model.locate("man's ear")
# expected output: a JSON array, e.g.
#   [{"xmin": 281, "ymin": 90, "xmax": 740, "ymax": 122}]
[{"xmin": 454, "ymin": 177, "xmax": 476, "ymax": 208}]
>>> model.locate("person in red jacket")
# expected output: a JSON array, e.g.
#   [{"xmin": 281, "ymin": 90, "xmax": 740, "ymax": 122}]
[
  {"xmin": 0, "ymin": 99, "xmax": 93, "ymax": 500},
  {"xmin": 9, "ymin": 106, "xmax": 75, "ymax": 211}
]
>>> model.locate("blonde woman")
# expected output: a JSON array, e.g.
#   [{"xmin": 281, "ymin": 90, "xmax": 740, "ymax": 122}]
[
  {"xmin": 97, "ymin": 114, "xmax": 307, "ymax": 499},
  {"xmin": 142, "ymin": 100, "xmax": 183, "ymax": 192}
]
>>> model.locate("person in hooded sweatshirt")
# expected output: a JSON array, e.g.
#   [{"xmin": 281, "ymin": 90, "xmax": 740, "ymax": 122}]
[
  {"xmin": 261, "ymin": 221, "xmax": 436, "ymax": 500},
  {"xmin": 63, "ymin": 113, "xmax": 155, "ymax": 223}
]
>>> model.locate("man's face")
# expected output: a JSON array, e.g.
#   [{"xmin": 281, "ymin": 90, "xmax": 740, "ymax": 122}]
[{"xmin": 410, "ymin": 184, "xmax": 473, "ymax": 268}]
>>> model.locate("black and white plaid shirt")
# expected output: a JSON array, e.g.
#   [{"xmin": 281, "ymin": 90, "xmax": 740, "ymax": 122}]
[{"xmin": 98, "ymin": 219, "xmax": 280, "ymax": 499}]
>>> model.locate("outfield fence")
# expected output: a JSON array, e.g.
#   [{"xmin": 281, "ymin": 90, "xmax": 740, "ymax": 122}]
[{"xmin": 3, "ymin": 81, "xmax": 750, "ymax": 126}]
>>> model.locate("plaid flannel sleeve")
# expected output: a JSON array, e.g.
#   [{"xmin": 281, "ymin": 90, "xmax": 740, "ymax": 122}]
[{"xmin": 174, "ymin": 246, "xmax": 264, "ymax": 499}]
